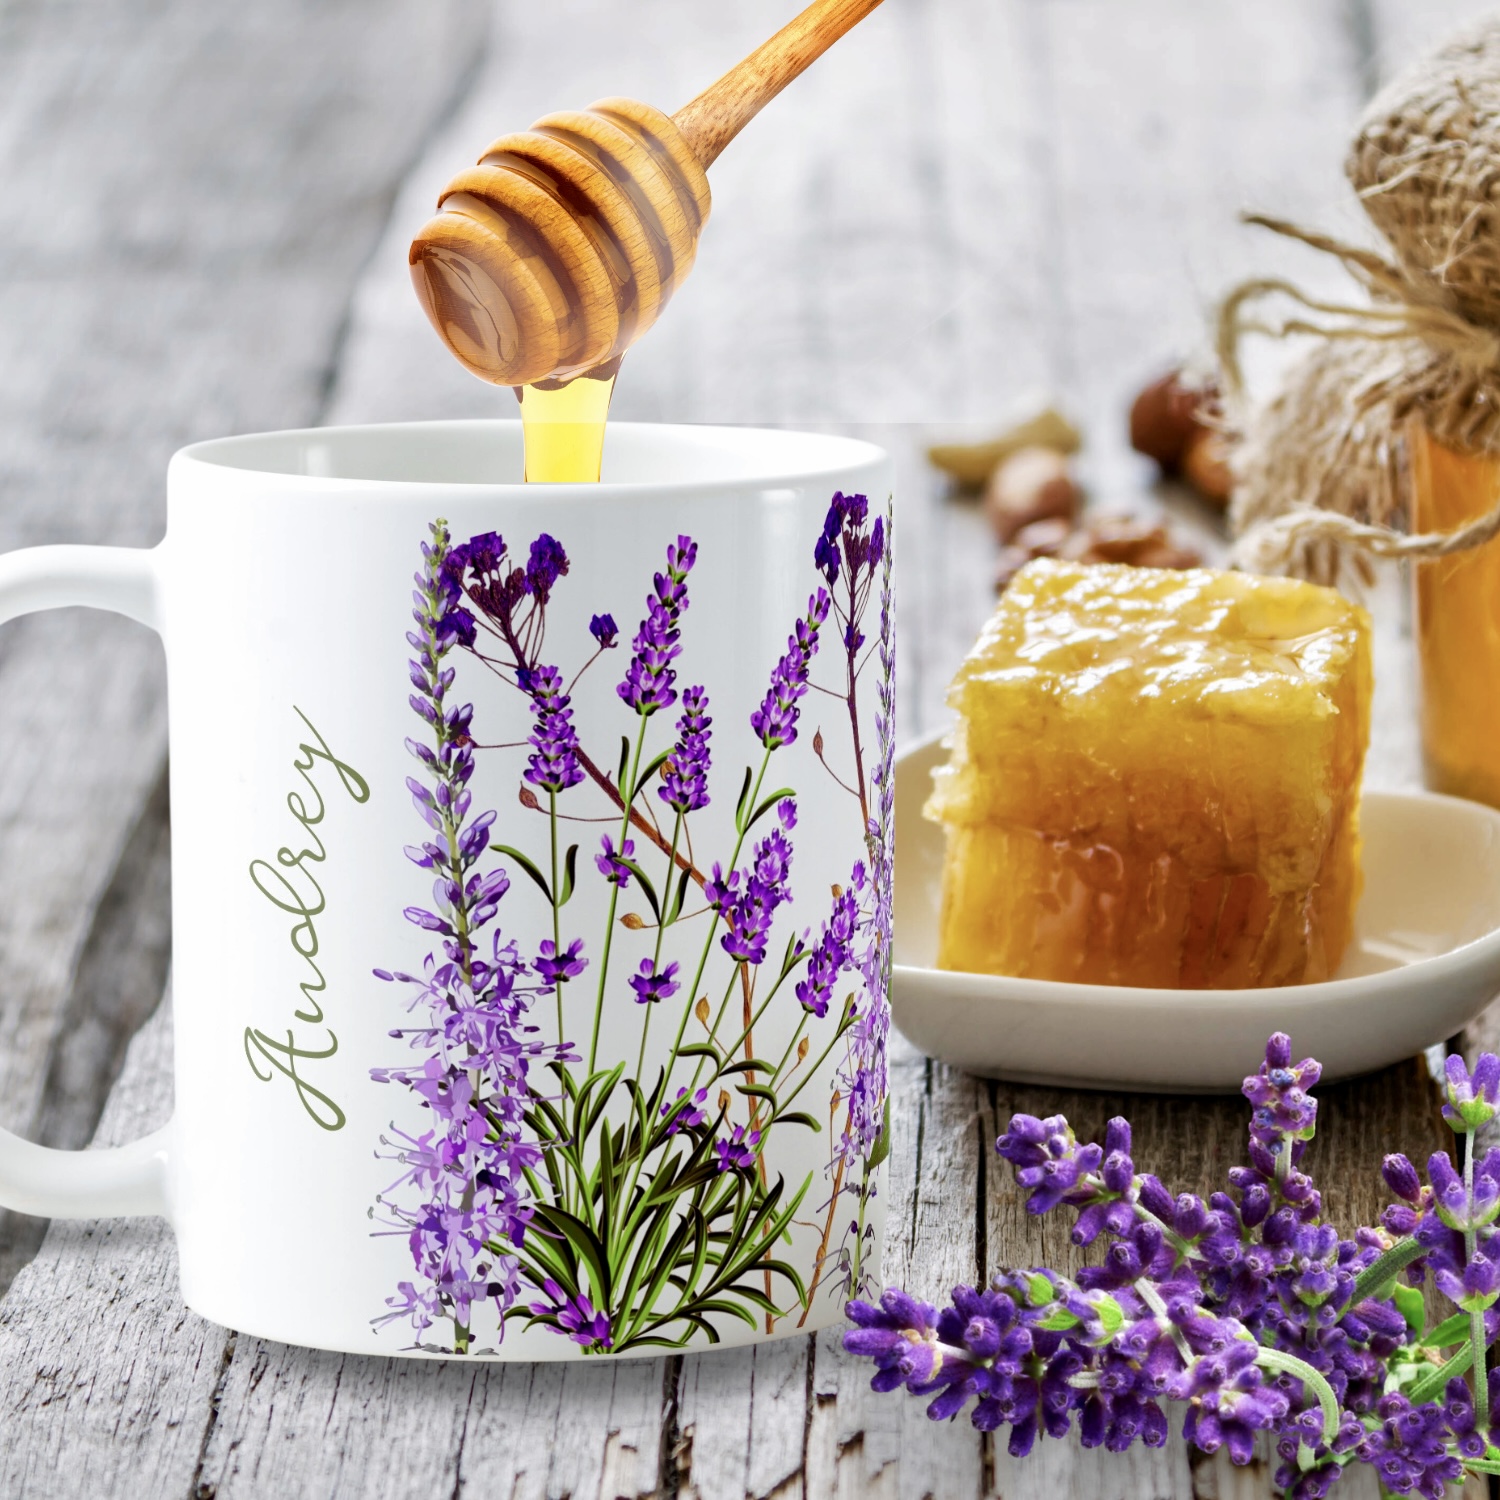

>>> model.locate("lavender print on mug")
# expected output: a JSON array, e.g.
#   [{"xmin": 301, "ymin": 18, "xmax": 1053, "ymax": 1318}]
[{"xmin": 371, "ymin": 492, "xmax": 894, "ymax": 1356}]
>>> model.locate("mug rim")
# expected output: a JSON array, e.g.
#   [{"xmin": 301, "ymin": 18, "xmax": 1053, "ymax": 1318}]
[{"xmin": 171, "ymin": 418, "xmax": 889, "ymax": 494}]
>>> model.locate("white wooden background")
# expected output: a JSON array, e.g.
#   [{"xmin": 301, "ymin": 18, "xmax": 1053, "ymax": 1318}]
[{"xmin": 0, "ymin": 1, "xmax": 1497, "ymax": 1496}]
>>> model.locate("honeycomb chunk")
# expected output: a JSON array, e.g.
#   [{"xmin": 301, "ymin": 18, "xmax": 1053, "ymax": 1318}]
[{"xmin": 926, "ymin": 559, "xmax": 1372, "ymax": 988}]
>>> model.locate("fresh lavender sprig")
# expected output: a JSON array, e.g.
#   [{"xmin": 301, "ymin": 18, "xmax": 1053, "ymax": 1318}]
[
  {"xmin": 848, "ymin": 1032, "xmax": 1500, "ymax": 1498},
  {"xmin": 372, "ymin": 520, "xmax": 571, "ymax": 1354}
]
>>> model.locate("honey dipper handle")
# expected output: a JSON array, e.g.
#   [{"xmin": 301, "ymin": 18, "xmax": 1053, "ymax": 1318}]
[{"xmin": 671, "ymin": 0, "xmax": 886, "ymax": 169}]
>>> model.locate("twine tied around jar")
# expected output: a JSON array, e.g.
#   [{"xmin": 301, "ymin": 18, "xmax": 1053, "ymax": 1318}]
[{"xmin": 1222, "ymin": 19, "xmax": 1500, "ymax": 584}]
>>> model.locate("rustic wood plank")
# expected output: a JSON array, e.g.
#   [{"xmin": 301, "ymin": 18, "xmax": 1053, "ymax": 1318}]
[{"xmin": 0, "ymin": 994, "xmax": 216, "ymax": 1497}]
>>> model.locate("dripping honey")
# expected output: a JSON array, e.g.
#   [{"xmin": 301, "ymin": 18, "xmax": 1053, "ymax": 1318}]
[{"xmin": 516, "ymin": 367, "xmax": 618, "ymax": 483}]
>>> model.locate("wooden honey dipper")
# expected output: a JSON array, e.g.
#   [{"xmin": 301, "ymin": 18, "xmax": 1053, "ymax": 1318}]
[{"xmin": 409, "ymin": 0, "xmax": 885, "ymax": 389}]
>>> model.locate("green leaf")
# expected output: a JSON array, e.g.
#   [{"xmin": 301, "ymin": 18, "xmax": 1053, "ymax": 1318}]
[
  {"xmin": 866, "ymin": 1096, "xmax": 893, "ymax": 1170},
  {"xmin": 1024, "ymin": 1273, "xmax": 1055, "ymax": 1308},
  {"xmin": 736, "ymin": 1082, "xmax": 780, "ymax": 1105},
  {"xmin": 633, "ymin": 749, "xmax": 672, "ymax": 799},
  {"xmin": 676, "ymin": 1043, "xmax": 723, "ymax": 1061},
  {"xmin": 1423, "ymin": 1311, "xmax": 1471, "ymax": 1349},
  {"xmin": 771, "ymin": 1110, "xmax": 821, "ymax": 1132},
  {"xmin": 1407, "ymin": 1343, "xmax": 1472, "ymax": 1405},
  {"xmin": 617, "ymin": 735, "xmax": 631, "ymax": 793},
  {"xmin": 558, "ymin": 843, "xmax": 580, "ymax": 906},
  {"xmin": 1393, "ymin": 1281, "xmax": 1425, "ymax": 1335},
  {"xmin": 666, "ymin": 864, "xmax": 693, "ymax": 926},
  {"xmin": 747, "ymin": 788, "xmax": 796, "ymax": 830},
  {"xmin": 720, "ymin": 1059, "xmax": 777, "ymax": 1076},
  {"xmin": 491, "ymin": 843, "xmax": 552, "ymax": 903},
  {"xmin": 733, "ymin": 766, "xmax": 754, "ymax": 833},
  {"xmin": 1036, "ymin": 1308, "xmax": 1082, "ymax": 1332},
  {"xmin": 620, "ymin": 859, "xmax": 662, "ymax": 922},
  {"xmin": 1094, "ymin": 1295, "xmax": 1125, "ymax": 1337},
  {"xmin": 529, "ymin": 1203, "xmax": 610, "ymax": 1301}
]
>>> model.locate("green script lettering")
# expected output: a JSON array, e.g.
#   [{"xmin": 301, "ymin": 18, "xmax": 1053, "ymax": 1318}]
[{"xmin": 245, "ymin": 708, "xmax": 369, "ymax": 1129}]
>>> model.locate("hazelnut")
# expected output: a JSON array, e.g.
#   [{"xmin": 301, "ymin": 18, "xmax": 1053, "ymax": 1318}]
[
  {"xmin": 1009, "ymin": 515, "xmax": 1073, "ymax": 556},
  {"xmin": 1129, "ymin": 371, "xmax": 1217, "ymax": 472},
  {"xmin": 1181, "ymin": 426, "xmax": 1233, "ymax": 509},
  {"xmin": 984, "ymin": 446, "xmax": 1080, "ymax": 543}
]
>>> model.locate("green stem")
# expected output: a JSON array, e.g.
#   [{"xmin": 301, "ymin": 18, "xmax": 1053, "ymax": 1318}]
[
  {"xmin": 1469, "ymin": 1127, "xmax": 1490, "ymax": 1431},
  {"xmin": 1255, "ymin": 1347, "xmax": 1340, "ymax": 1448},
  {"xmin": 1408, "ymin": 1343, "xmax": 1474, "ymax": 1404},
  {"xmin": 550, "ymin": 789, "xmax": 563, "ymax": 1047},
  {"xmin": 668, "ymin": 751, "xmax": 773, "ymax": 1088},
  {"xmin": 768, "ymin": 1014, "xmax": 810, "ymax": 1087},
  {"xmin": 776, "ymin": 1026, "xmax": 851, "ymax": 1118},
  {"xmin": 588, "ymin": 719, "xmax": 648, "ymax": 1071},
  {"xmin": 1351, "ymin": 1234, "xmax": 1427, "ymax": 1302}
]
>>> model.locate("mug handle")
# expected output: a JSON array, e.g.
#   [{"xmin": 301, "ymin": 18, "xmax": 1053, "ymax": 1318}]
[{"xmin": 0, "ymin": 544, "xmax": 171, "ymax": 1219}]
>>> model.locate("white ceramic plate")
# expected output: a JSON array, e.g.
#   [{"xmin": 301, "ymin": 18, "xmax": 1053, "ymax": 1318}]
[{"xmin": 891, "ymin": 733, "xmax": 1500, "ymax": 1092}]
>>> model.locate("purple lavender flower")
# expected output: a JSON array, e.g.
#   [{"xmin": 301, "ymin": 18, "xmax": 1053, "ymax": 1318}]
[
  {"xmin": 520, "ymin": 664, "xmax": 583, "ymax": 793},
  {"xmin": 618, "ymin": 536, "xmax": 696, "ymax": 716},
  {"xmin": 719, "ymin": 831, "xmax": 794, "ymax": 965},
  {"xmin": 1441, "ymin": 1052, "xmax": 1500, "ymax": 1132},
  {"xmin": 528, "ymin": 1277, "xmax": 613, "ymax": 1352},
  {"xmin": 777, "ymin": 797, "xmax": 798, "ymax": 831},
  {"xmin": 1171, "ymin": 1338, "xmax": 1288, "ymax": 1465},
  {"xmin": 1358, "ymin": 1393, "xmax": 1463, "ymax": 1498},
  {"xmin": 714, "ymin": 1124, "xmax": 761, "ymax": 1173},
  {"xmin": 589, "ymin": 613, "xmax": 618, "ymax": 648},
  {"xmin": 525, "ymin": 534, "xmax": 569, "ymax": 602},
  {"xmin": 595, "ymin": 834, "xmax": 634, "ymax": 886},
  {"xmin": 536, "ymin": 938, "xmax": 587, "ymax": 986},
  {"xmin": 796, "ymin": 884, "xmax": 859, "ymax": 1018},
  {"xmin": 658, "ymin": 685, "xmax": 711, "ymax": 814},
  {"xmin": 997, "ymin": 1114, "xmax": 1106, "ymax": 1215},
  {"xmin": 844, "ymin": 1289, "xmax": 941, "ymax": 1392},
  {"xmin": 628, "ymin": 958, "xmax": 681, "ymax": 1006},
  {"xmin": 451, "ymin": 529, "xmax": 570, "ymax": 680},
  {"xmin": 1243, "ymin": 1032, "xmax": 1321, "ymax": 1145},
  {"xmin": 751, "ymin": 590, "xmax": 831, "ymax": 749},
  {"xmin": 660, "ymin": 1087, "xmax": 709, "ymax": 1135},
  {"xmin": 373, "ymin": 520, "xmax": 569, "ymax": 1352}
]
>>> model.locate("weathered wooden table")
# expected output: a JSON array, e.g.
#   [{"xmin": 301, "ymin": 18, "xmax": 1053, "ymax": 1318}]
[{"xmin": 1, "ymin": 1, "xmax": 1497, "ymax": 1495}]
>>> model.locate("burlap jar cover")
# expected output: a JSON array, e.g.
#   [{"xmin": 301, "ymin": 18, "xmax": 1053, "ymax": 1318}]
[{"xmin": 1225, "ymin": 17, "xmax": 1500, "ymax": 582}]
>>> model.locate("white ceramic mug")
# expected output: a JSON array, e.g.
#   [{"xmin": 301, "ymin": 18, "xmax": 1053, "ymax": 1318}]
[{"xmin": 0, "ymin": 421, "xmax": 894, "ymax": 1360}]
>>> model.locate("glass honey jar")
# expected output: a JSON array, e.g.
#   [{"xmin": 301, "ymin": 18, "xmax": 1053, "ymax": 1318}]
[{"xmin": 1411, "ymin": 422, "xmax": 1500, "ymax": 808}]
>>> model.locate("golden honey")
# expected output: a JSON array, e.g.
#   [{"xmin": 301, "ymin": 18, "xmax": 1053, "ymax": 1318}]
[
  {"xmin": 926, "ymin": 560, "xmax": 1372, "ymax": 989},
  {"xmin": 1411, "ymin": 425, "xmax": 1500, "ymax": 808},
  {"xmin": 516, "ymin": 366, "xmax": 617, "ymax": 482}
]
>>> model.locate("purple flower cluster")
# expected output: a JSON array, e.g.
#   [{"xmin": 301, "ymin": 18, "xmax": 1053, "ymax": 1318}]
[
  {"xmin": 661, "ymin": 1086, "xmax": 709, "ymax": 1135},
  {"xmin": 528, "ymin": 1278, "xmax": 613, "ymax": 1353},
  {"xmin": 848, "ymin": 1032, "xmax": 1500, "ymax": 1497},
  {"xmin": 519, "ymin": 663, "xmax": 583, "ymax": 793},
  {"xmin": 442, "ymin": 529, "xmax": 568, "ymax": 679},
  {"xmin": 659, "ymin": 685, "xmax": 712, "ymax": 815},
  {"xmin": 373, "ymin": 521, "xmax": 570, "ymax": 1351},
  {"xmin": 824, "ymin": 499, "xmax": 895, "ymax": 1300},
  {"xmin": 707, "ymin": 830, "xmax": 794, "ymax": 965},
  {"xmin": 816, "ymin": 491, "xmax": 886, "ymax": 654},
  {"xmin": 628, "ymin": 958, "xmax": 681, "ymax": 1005},
  {"xmin": 595, "ymin": 833, "xmax": 634, "ymax": 886},
  {"xmin": 619, "ymin": 536, "xmax": 696, "ymax": 716},
  {"xmin": 797, "ymin": 883, "xmax": 860, "ymax": 1018},
  {"xmin": 751, "ymin": 589, "xmax": 831, "ymax": 749},
  {"xmin": 714, "ymin": 1123, "xmax": 761, "ymax": 1173}
]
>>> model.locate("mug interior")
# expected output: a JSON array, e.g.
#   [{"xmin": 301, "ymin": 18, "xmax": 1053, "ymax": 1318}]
[{"xmin": 177, "ymin": 420, "xmax": 884, "ymax": 489}]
